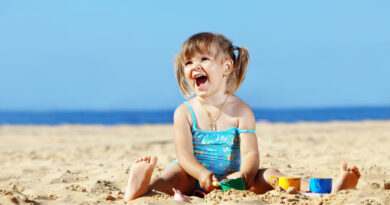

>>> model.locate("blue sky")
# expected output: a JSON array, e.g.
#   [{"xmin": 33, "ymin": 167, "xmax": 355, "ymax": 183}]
[{"xmin": 0, "ymin": 0, "xmax": 389, "ymax": 110}]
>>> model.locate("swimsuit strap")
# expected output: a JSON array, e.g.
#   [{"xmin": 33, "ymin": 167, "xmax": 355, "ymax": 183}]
[
  {"xmin": 184, "ymin": 102, "xmax": 197, "ymax": 129},
  {"xmin": 184, "ymin": 101, "xmax": 256, "ymax": 134},
  {"xmin": 238, "ymin": 129, "xmax": 256, "ymax": 134}
]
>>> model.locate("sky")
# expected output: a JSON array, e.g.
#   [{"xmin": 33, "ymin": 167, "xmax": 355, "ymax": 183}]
[{"xmin": 0, "ymin": 0, "xmax": 389, "ymax": 111}]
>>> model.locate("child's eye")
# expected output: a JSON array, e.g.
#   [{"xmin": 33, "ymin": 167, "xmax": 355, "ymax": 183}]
[
  {"xmin": 201, "ymin": 57, "xmax": 209, "ymax": 62},
  {"xmin": 185, "ymin": 61, "xmax": 192, "ymax": 66}
]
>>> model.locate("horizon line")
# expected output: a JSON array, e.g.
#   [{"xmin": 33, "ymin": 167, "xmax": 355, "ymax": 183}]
[{"xmin": 0, "ymin": 105, "xmax": 389, "ymax": 113}]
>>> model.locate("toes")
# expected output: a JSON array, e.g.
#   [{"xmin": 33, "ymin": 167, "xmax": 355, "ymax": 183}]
[
  {"xmin": 150, "ymin": 156, "xmax": 158, "ymax": 167},
  {"xmin": 356, "ymin": 171, "xmax": 361, "ymax": 179},
  {"xmin": 133, "ymin": 156, "xmax": 157, "ymax": 165},
  {"xmin": 350, "ymin": 166, "xmax": 361, "ymax": 178},
  {"xmin": 357, "ymin": 169, "xmax": 361, "ymax": 179},
  {"xmin": 139, "ymin": 156, "xmax": 148, "ymax": 162},
  {"xmin": 135, "ymin": 156, "xmax": 151, "ymax": 163},
  {"xmin": 340, "ymin": 162, "xmax": 348, "ymax": 172}
]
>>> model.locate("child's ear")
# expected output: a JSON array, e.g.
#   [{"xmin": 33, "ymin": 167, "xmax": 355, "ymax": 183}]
[{"xmin": 223, "ymin": 59, "xmax": 234, "ymax": 76}]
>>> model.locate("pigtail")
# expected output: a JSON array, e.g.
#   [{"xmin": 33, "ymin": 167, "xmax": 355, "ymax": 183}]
[
  {"xmin": 174, "ymin": 54, "xmax": 192, "ymax": 98},
  {"xmin": 229, "ymin": 46, "xmax": 250, "ymax": 93}
]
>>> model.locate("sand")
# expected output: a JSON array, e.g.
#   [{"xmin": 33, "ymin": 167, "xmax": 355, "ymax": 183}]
[{"xmin": 0, "ymin": 120, "xmax": 390, "ymax": 204}]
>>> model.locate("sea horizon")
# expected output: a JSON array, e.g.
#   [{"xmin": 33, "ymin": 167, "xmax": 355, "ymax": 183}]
[{"xmin": 0, "ymin": 105, "xmax": 389, "ymax": 125}]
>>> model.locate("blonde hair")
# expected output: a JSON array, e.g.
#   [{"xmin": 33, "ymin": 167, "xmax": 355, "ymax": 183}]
[{"xmin": 174, "ymin": 32, "xmax": 250, "ymax": 98}]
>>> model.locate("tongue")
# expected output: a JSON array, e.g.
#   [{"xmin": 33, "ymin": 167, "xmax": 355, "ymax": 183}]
[{"xmin": 196, "ymin": 77, "xmax": 207, "ymax": 87}]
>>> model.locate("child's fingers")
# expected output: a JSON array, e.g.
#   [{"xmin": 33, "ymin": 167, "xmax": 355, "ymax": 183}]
[
  {"xmin": 211, "ymin": 174, "xmax": 218, "ymax": 182},
  {"xmin": 211, "ymin": 176, "xmax": 219, "ymax": 187},
  {"xmin": 244, "ymin": 174, "xmax": 249, "ymax": 184},
  {"xmin": 205, "ymin": 177, "xmax": 216, "ymax": 192},
  {"xmin": 245, "ymin": 178, "xmax": 253, "ymax": 189},
  {"xmin": 208, "ymin": 184, "xmax": 217, "ymax": 192},
  {"xmin": 201, "ymin": 182, "xmax": 211, "ymax": 192}
]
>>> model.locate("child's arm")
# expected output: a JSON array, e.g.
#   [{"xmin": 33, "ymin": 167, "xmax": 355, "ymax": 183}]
[
  {"xmin": 227, "ymin": 103, "xmax": 259, "ymax": 188},
  {"xmin": 173, "ymin": 104, "xmax": 218, "ymax": 192}
]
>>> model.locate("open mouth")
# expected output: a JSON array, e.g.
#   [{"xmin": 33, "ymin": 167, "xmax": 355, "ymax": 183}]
[{"xmin": 194, "ymin": 74, "xmax": 208, "ymax": 87}]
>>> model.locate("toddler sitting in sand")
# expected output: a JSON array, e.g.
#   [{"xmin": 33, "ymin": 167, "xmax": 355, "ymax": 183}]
[{"xmin": 124, "ymin": 32, "xmax": 360, "ymax": 201}]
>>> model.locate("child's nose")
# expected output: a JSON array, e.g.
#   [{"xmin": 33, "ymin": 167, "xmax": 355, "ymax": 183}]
[{"xmin": 192, "ymin": 62, "xmax": 202, "ymax": 70}]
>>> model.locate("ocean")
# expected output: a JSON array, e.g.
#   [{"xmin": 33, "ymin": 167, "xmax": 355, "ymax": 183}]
[{"xmin": 0, "ymin": 106, "xmax": 389, "ymax": 125}]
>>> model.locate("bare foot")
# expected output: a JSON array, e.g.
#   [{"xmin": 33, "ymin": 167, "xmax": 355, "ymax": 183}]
[
  {"xmin": 332, "ymin": 162, "xmax": 361, "ymax": 193},
  {"xmin": 124, "ymin": 156, "xmax": 158, "ymax": 201}
]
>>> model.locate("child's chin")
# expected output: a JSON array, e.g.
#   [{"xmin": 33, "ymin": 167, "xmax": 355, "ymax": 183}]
[{"xmin": 194, "ymin": 90, "xmax": 209, "ymax": 97}]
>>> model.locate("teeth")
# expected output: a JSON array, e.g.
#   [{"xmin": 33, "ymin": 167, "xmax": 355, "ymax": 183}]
[{"xmin": 194, "ymin": 74, "xmax": 206, "ymax": 79}]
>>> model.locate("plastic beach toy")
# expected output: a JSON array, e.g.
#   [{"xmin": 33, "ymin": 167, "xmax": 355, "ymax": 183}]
[
  {"xmin": 212, "ymin": 177, "xmax": 246, "ymax": 191},
  {"xmin": 269, "ymin": 176, "xmax": 301, "ymax": 190},
  {"xmin": 173, "ymin": 188, "xmax": 191, "ymax": 202},
  {"xmin": 309, "ymin": 178, "xmax": 332, "ymax": 194}
]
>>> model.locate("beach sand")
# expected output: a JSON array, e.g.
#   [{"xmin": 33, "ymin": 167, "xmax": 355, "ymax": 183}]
[{"xmin": 1, "ymin": 120, "xmax": 389, "ymax": 204}]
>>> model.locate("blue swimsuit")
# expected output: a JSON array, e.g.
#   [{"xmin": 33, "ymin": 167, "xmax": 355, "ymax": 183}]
[{"xmin": 173, "ymin": 102, "xmax": 256, "ymax": 179}]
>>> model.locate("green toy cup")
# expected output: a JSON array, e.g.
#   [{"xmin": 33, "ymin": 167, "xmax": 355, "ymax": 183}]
[{"xmin": 218, "ymin": 177, "xmax": 246, "ymax": 191}]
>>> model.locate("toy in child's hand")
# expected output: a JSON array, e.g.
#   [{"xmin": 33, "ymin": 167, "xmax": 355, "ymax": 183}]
[{"xmin": 212, "ymin": 180, "xmax": 219, "ymax": 187}]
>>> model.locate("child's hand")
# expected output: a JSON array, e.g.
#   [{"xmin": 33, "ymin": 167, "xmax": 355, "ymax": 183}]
[
  {"xmin": 241, "ymin": 171, "xmax": 255, "ymax": 189},
  {"xmin": 199, "ymin": 171, "xmax": 218, "ymax": 192}
]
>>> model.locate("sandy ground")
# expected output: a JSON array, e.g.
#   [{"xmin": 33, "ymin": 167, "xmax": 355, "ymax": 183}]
[{"xmin": 0, "ymin": 120, "xmax": 390, "ymax": 204}]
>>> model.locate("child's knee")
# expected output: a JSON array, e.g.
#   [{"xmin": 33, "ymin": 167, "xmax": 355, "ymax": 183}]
[
  {"xmin": 265, "ymin": 168, "xmax": 280, "ymax": 174},
  {"xmin": 263, "ymin": 168, "xmax": 282, "ymax": 181}
]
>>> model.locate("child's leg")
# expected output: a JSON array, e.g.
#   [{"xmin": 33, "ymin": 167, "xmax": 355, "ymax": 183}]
[
  {"xmin": 124, "ymin": 156, "xmax": 196, "ymax": 201},
  {"xmin": 148, "ymin": 163, "xmax": 196, "ymax": 196},
  {"xmin": 249, "ymin": 168, "xmax": 286, "ymax": 194},
  {"xmin": 249, "ymin": 162, "xmax": 360, "ymax": 194},
  {"xmin": 248, "ymin": 168, "xmax": 310, "ymax": 194}
]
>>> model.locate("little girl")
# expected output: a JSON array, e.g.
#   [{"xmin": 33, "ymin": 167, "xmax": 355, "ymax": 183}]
[{"xmin": 124, "ymin": 32, "xmax": 360, "ymax": 201}]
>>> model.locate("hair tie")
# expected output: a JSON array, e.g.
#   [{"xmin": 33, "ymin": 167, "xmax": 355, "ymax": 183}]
[{"xmin": 233, "ymin": 46, "xmax": 239, "ymax": 50}]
